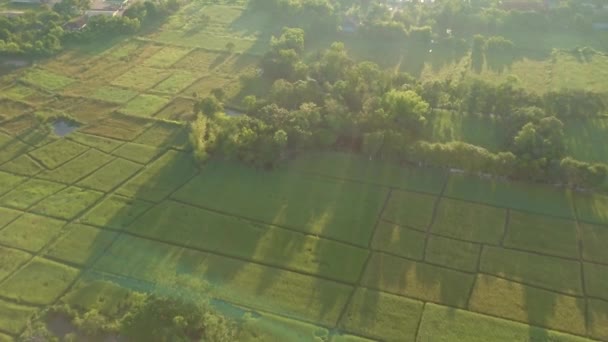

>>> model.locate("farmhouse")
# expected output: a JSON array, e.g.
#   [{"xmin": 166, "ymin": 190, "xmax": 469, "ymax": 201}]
[{"xmin": 85, "ymin": 0, "xmax": 128, "ymax": 17}]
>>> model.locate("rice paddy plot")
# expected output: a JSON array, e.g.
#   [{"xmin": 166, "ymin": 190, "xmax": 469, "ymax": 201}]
[
  {"xmin": 417, "ymin": 302, "xmax": 592, "ymax": 342},
  {"xmin": 371, "ymin": 222, "xmax": 426, "ymax": 260},
  {"xmin": 0, "ymin": 84, "xmax": 51, "ymax": 105},
  {"xmin": 142, "ymin": 46, "xmax": 192, "ymax": 68},
  {"xmin": 172, "ymin": 161, "xmax": 387, "ymax": 246},
  {"xmin": 0, "ymin": 99, "xmax": 32, "ymax": 121},
  {"xmin": 587, "ymin": 298, "xmax": 608, "ymax": 341},
  {"xmin": 579, "ymin": 223, "xmax": 608, "ymax": 264},
  {"xmin": 0, "ymin": 179, "xmax": 66, "ymax": 210},
  {"xmin": 79, "ymin": 195, "xmax": 153, "ymax": 230},
  {"xmin": 0, "ymin": 207, "xmax": 20, "ymax": 230},
  {"xmin": 79, "ymin": 113, "xmax": 153, "ymax": 141},
  {"xmin": 362, "ymin": 253, "xmax": 475, "ymax": 308},
  {"xmin": 468, "ymin": 274, "xmax": 587, "ymax": 336},
  {"xmin": 111, "ymin": 67, "xmax": 171, "ymax": 91},
  {"xmin": 30, "ymin": 186, "xmax": 104, "ymax": 220},
  {"xmin": 154, "ymin": 97, "xmax": 196, "ymax": 121},
  {"xmin": 240, "ymin": 310, "xmax": 329, "ymax": 342},
  {"xmin": 20, "ymin": 68, "xmax": 75, "ymax": 91},
  {"xmin": 173, "ymin": 49, "xmax": 225, "ymax": 71},
  {"xmin": 0, "ymin": 155, "xmax": 43, "ymax": 177},
  {"xmin": 120, "ymin": 94, "xmax": 170, "ymax": 117},
  {"xmin": 503, "ymin": 211, "xmax": 579, "ymax": 259},
  {"xmin": 0, "ymin": 132, "xmax": 31, "ymax": 164},
  {"xmin": 181, "ymin": 73, "xmax": 236, "ymax": 98},
  {"xmin": 77, "ymin": 158, "xmax": 142, "ymax": 193},
  {"xmin": 0, "ymin": 257, "xmax": 79, "ymax": 305},
  {"xmin": 66, "ymin": 132, "xmax": 123, "ymax": 153},
  {"xmin": 0, "ymin": 213, "xmax": 66, "ymax": 253},
  {"xmin": 0, "ymin": 300, "xmax": 38, "ymax": 335},
  {"xmin": 0, "ymin": 246, "xmax": 31, "ymax": 282},
  {"xmin": 288, "ymin": 152, "xmax": 447, "ymax": 194},
  {"xmin": 381, "ymin": 190, "xmax": 436, "ymax": 231},
  {"xmin": 151, "ymin": 71, "xmax": 198, "ymax": 94},
  {"xmin": 431, "ymin": 198, "xmax": 506, "ymax": 244},
  {"xmin": 89, "ymin": 86, "xmax": 139, "ymax": 104},
  {"xmin": 0, "ymin": 114, "xmax": 40, "ymax": 136},
  {"xmin": 28, "ymin": 139, "xmax": 88, "ymax": 169},
  {"xmin": 480, "ymin": 246, "xmax": 583, "ymax": 295},
  {"xmin": 425, "ymin": 235, "xmax": 480, "ymax": 272},
  {"xmin": 574, "ymin": 192, "xmax": 608, "ymax": 226},
  {"xmin": 339, "ymin": 288, "xmax": 424, "ymax": 342},
  {"xmin": 45, "ymin": 224, "xmax": 117, "ymax": 266},
  {"xmin": 133, "ymin": 121, "xmax": 189, "ymax": 149},
  {"xmin": 445, "ymin": 174, "xmax": 576, "ymax": 219},
  {"xmin": 111, "ymin": 143, "xmax": 164, "ymax": 164},
  {"xmin": 583, "ymin": 262, "xmax": 608, "ymax": 301},
  {"xmin": 0, "ymin": 171, "xmax": 25, "ymax": 197},
  {"xmin": 37, "ymin": 149, "xmax": 114, "ymax": 184},
  {"xmin": 128, "ymin": 200, "xmax": 369, "ymax": 283},
  {"xmin": 117, "ymin": 150, "xmax": 198, "ymax": 202}
]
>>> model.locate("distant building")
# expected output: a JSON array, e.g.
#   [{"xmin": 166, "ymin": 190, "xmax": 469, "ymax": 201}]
[
  {"xmin": 85, "ymin": 0, "xmax": 128, "ymax": 17},
  {"xmin": 63, "ymin": 16, "xmax": 88, "ymax": 31}
]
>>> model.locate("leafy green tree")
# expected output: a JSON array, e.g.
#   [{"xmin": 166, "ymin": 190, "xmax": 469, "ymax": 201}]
[
  {"xmin": 470, "ymin": 34, "xmax": 486, "ymax": 72},
  {"xmin": 382, "ymin": 90, "xmax": 429, "ymax": 136}
]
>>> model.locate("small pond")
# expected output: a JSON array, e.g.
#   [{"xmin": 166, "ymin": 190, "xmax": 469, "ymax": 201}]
[{"xmin": 53, "ymin": 119, "xmax": 80, "ymax": 137}]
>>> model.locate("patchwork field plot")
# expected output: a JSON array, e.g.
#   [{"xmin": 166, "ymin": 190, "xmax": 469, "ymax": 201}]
[
  {"xmin": 37, "ymin": 149, "xmax": 113, "ymax": 184},
  {"xmin": 20, "ymin": 68, "xmax": 75, "ymax": 91},
  {"xmin": 79, "ymin": 195, "xmax": 153, "ymax": 230},
  {"xmin": 79, "ymin": 113, "xmax": 153, "ymax": 141},
  {"xmin": 371, "ymin": 221, "xmax": 426, "ymax": 260},
  {"xmin": 30, "ymin": 186, "xmax": 104, "ymax": 220},
  {"xmin": 381, "ymin": 190, "xmax": 436, "ymax": 230},
  {"xmin": 0, "ymin": 300, "xmax": 38, "ymax": 335},
  {"xmin": 0, "ymin": 213, "xmax": 66, "ymax": 253},
  {"xmin": 111, "ymin": 67, "xmax": 171, "ymax": 91},
  {"xmin": 0, "ymin": 246, "xmax": 31, "ymax": 282},
  {"xmin": 77, "ymin": 158, "xmax": 142, "ymax": 192},
  {"xmin": 111, "ymin": 143, "xmax": 164, "ymax": 164},
  {"xmin": 120, "ymin": 94, "xmax": 170, "ymax": 117},
  {"xmin": 45, "ymin": 224, "xmax": 117, "ymax": 266},
  {"xmin": 151, "ymin": 71, "xmax": 199, "ymax": 94},
  {"xmin": 89, "ymin": 86, "xmax": 139, "ymax": 104},
  {"xmin": 28, "ymin": 139, "xmax": 88, "ymax": 170},
  {"xmin": 0, "ymin": 179, "xmax": 65, "ymax": 210}
]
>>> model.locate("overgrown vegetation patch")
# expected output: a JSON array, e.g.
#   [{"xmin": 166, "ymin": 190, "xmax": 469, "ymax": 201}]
[{"xmin": 0, "ymin": 213, "xmax": 66, "ymax": 253}]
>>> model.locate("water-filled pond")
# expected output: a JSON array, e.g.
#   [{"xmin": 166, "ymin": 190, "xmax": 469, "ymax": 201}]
[{"xmin": 52, "ymin": 119, "xmax": 79, "ymax": 137}]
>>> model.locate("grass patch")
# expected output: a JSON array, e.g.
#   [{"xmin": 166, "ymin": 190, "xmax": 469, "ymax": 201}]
[
  {"xmin": 133, "ymin": 122, "xmax": 189, "ymax": 149},
  {"xmin": 362, "ymin": 253, "xmax": 474, "ymax": 308},
  {"xmin": 468, "ymin": 274, "xmax": 587, "ymax": 336},
  {"xmin": 120, "ymin": 94, "xmax": 170, "ymax": 117},
  {"xmin": 154, "ymin": 97, "xmax": 196, "ymax": 121},
  {"xmin": 79, "ymin": 195, "xmax": 153, "ymax": 230},
  {"xmin": 0, "ymin": 213, "xmax": 66, "ymax": 253},
  {"xmin": 588, "ymin": 298, "xmax": 608, "ymax": 341},
  {"xmin": 371, "ymin": 221, "xmax": 426, "ymax": 260},
  {"xmin": 340, "ymin": 288, "xmax": 424, "ymax": 342},
  {"xmin": 480, "ymin": 246, "xmax": 583, "ymax": 295},
  {"xmin": 30, "ymin": 186, "xmax": 104, "ymax": 220},
  {"xmin": 0, "ymin": 179, "xmax": 66, "ymax": 210},
  {"xmin": 0, "ymin": 155, "xmax": 43, "ymax": 176},
  {"xmin": 575, "ymin": 192, "xmax": 608, "ymax": 226},
  {"xmin": 90, "ymin": 86, "xmax": 138, "ymax": 104},
  {"xmin": 172, "ymin": 161, "xmax": 387, "ymax": 246},
  {"xmin": 418, "ymin": 302, "xmax": 591, "ymax": 342},
  {"xmin": 0, "ymin": 258, "xmax": 79, "ymax": 305},
  {"xmin": 151, "ymin": 71, "xmax": 198, "ymax": 94},
  {"xmin": 20, "ymin": 68, "xmax": 75, "ymax": 91},
  {"xmin": 37, "ymin": 149, "xmax": 113, "ymax": 184},
  {"xmin": 0, "ymin": 207, "xmax": 21, "ymax": 229},
  {"xmin": 128, "ymin": 200, "xmax": 369, "ymax": 283},
  {"xmin": 45, "ymin": 224, "xmax": 117, "ymax": 266},
  {"xmin": 78, "ymin": 158, "xmax": 142, "ymax": 192},
  {"xmin": 66, "ymin": 132, "xmax": 123, "ymax": 153},
  {"xmin": 111, "ymin": 143, "xmax": 164, "ymax": 164},
  {"xmin": 431, "ymin": 198, "xmax": 506, "ymax": 244},
  {"xmin": 445, "ymin": 174, "xmax": 575, "ymax": 219},
  {"xmin": 0, "ymin": 246, "xmax": 31, "ymax": 282},
  {"xmin": 240, "ymin": 311, "xmax": 329, "ymax": 342},
  {"xmin": 28, "ymin": 139, "xmax": 88, "ymax": 169},
  {"xmin": 111, "ymin": 66, "xmax": 171, "ymax": 91},
  {"xmin": 580, "ymin": 224, "xmax": 608, "ymax": 264},
  {"xmin": 117, "ymin": 150, "xmax": 198, "ymax": 202},
  {"xmin": 79, "ymin": 113, "xmax": 152, "ymax": 141},
  {"xmin": 143, "ymin": 46, "xmax": 192, "ymax": 67},
  {"xmin": 584, "ymin": 262, "xmax": 608, "ymax": 301},
  {"xmin": 288, "ymin": 152, "xmax": 447, "ymax": 194},
  {"xmin": 0, "ymin": 300, "xmax": 38, "ymax": 335},
  {"xmin": 425, "ymin": 235, "xmax": 480, "ymax": 272},
  {"xmin": 504, "ymin": 210, "xmax": 579, "ymax": 259},
  {"xmin": 381, "ymin": 190, "xmax": 436, "ymax": 231},
  {"xmin": 0, "ymin": 171, "xmax": 26, "ymax": 197}
]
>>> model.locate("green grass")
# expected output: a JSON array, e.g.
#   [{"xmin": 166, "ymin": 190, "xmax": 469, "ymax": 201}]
[
  {"xmin": 0, "ymin": 258, "xmax": 79, "ymax": 305},
  {"xmin": 340, "ymin": 288, "xmax": 424, "ymax": 342},
  {"xmin": 45, "ymin": 224, "xmax": 117, "ymax": 266},
  {"xmin": 172, "ymin": 161, "xmax": 387, "ymax": 246},
  {"xmin": 20, "ymin": 68, "xmax": 75, "ymax": 91},
  {"xmin": 580, "ymin": 224, "xmax": 608, "ymax": 264},
  {"xmin": 77, "ymin": 158, "xmax": 142, "ymax": 192},
  {"xmin": 94, "ymin": 235, "xmax": 353, "ymax": 326},
  {"xmin": 128, "ymin": 200, "xmax": 369, "ymax": 283},
  {"xmin": 0, "ymin": 246, "xmax": 31, "ymax": 282},
  {"xmin": 0, "ymin": 300, "xmax": 38, "ymax": 335},
  {"xmin": 425, "ymin": 235, "xmax": 480, "ymax": 272},
  {"xmin": 117, "ymin": 150, "xmax": 198, "ymax": 202},
  {"xmin": 287, "ymin": 152, "xmax": 447, "ymax": 194},
  {"xmin": 79, "ymin": 195, "xmax": 153, "ymax": 230},
  {"xmin": 480, "ymin": 246, "xmax": 583, "ymax": 295},
  {"xmin": 575, "ymin": 192, "xmax": 608, "ymax": 226},
  {"xmin": 468, "ymin": 274, "xmax": 587, "ymax": 336},
  {"xmin": 504, "ymin": 211, "xmax": 579, "ymax": 259},
  {"xmin": 0, "ymin": 214, "xmax": 66, "ymax": 253},
  {"xmin": 418, "ymin": 302, "xmax": 592, "ymax": 342},
  {"xmin": 445, "ymin": 174, "xmax": 576, "ymax": 219},
  {"xmin": 133, "ymin": 122, "xmax": 189, "ymax": 149},
  {"xmin": 583, "ymin": 262, "xmax": 608, "ymax": 301},
  {"xmin": 240, "ymin": 311, "xmax": 329, "ymax": 342},
  {"xmin": 362, "ymin": 253, "xmax": 474, "ymax": 308},
  {"xmin": 0, "ymin": 179, "xmax": 66, "ymax": 210},
  {"xmin": 79, "ymin": 113, "xmax": 152, "ymax": 141},
  {"xmin": 0, "ymin": 171, "xmax": 26, "ymax": 197},
  {"xmin": 143, "ymin": 46, "xmax": 192, "ymax": 67},
  {"xmin": 151, "ymin": 71, "xmax": 198, "ymax": 94},
  {"xmin": 66, "ymin": 132, "xmax": 123, "ymax": 153},
  {"xmin": 0, "ymin": 207, "xmax": 20, "ymax": 230},
  {"xmin": 111, "ymin": 143, "xmax": 164, "ymax": 164},
  {"xmin": 90, "ymin": 85, "xmax": 139, "ymax": 104},
  {"xmin": 111, "ymin": 66, "xmax": 171, "ymax": 91},
  {"xmin": 0, "ymin": 155, "xmax": 43, "ymax": 176},
  {"xmin": 371, "ymin": 221, "xmax": 426, "ymax": 260},
  {"xmin": 28, "ymin": 139, "xmax": 89, "ymax": 170},
  {"xmin": 37, "ymin": 149, "xmax": 114, "ymax": 184},
  {"xmin": 381, "ymin": 190, "xmax": 437, "ymax": 231},
  {"xmin": 426, "ymin": 111, "xmax": 504, "ymax": 151},
  {"xmin": 120, "ymin": 94, "xmax": 170, "ymax": 117},
  {"xmin": 588, "ymin": 298, "xmax": 608, "ymax": 341},
  {"xmin": 431, "ymin": 198, "xmax": 506, "ymax": 244},
  {"xmin": 30, "ymin": 186, "xmax": 104, "ymax": 220}
]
